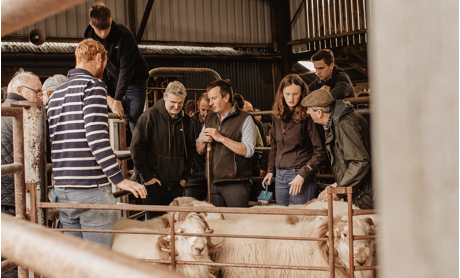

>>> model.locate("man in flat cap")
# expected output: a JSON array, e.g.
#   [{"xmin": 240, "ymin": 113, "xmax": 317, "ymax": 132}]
[{"xmin": 302, "ymin": 89, "xmax": 374, "ymax": 209}]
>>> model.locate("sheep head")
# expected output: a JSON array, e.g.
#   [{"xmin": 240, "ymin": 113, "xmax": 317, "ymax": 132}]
[
  {"xmin": 157, "ymin": 213, "xmax": 224, "ymax": 261},
  {"xmin": 317, "ymin": 216, "xmax": 376, "ymax": 275}
]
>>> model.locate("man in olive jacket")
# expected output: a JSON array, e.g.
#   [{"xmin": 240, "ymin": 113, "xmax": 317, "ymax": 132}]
[
  {"xmin": 302, "ymin": 89, "xmax": 374, "ymax": 209},
  {"xmin": 130, "ymin": 81, "xmax": 195, "ymax": 219}
]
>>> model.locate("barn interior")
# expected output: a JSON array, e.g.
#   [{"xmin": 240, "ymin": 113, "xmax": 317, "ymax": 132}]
[{"xmin": 1, "ymin": 1, "xmax": 458, "ymax": 278}]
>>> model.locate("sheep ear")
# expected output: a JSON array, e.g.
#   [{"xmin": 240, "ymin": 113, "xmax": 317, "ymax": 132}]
[
  {"xmin": 363, "ymin": 217, "xmax": 374, "ymax": 227},
  {"xmin": 159, "ymin": 236, "xmax": 171, "ymax": 253}
]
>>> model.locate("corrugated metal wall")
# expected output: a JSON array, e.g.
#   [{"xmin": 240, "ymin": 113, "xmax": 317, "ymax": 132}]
[
  {"xmin": 290, "ymin": 0, "xmax": 367, "ymax": 53},
  {"xmin": 11, "ymin": 0, "xmax": 272, "ymax": 44},
  {"xmin": 11, "ymin": 0, "xmax": 128, "ymax": 38},
  {"xmin": 181, "ymin": 60, "xmax": 275, "ymax": 111}
]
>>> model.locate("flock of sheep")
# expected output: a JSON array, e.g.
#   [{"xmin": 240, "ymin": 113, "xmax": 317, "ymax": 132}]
[{"xmin": 112, "ymin": 197, "xmax": 377, "ymax": 278}]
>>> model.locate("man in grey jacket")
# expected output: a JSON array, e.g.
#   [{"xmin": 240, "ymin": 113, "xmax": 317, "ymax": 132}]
[{"xmin": 1, "ymin": 69, "xmax": 43, "ymax": 216}]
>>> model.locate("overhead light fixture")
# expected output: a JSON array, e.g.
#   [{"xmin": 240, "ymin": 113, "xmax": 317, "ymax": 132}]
[{"xmin": 298, "ymin": 61, "xmax": 315, "ymax": 72}]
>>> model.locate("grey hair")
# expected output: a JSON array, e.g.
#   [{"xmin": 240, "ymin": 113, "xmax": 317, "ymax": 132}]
[
  {"xmin": 312, "ymin": 106, "xmax": 333, "ymax": 113},
  {"xmin": 164, "ymin": 81, "xmax": 187, "ymax": 98},
  {"xmin": 7, "ymin": 68, "xmax": 39, "ymax": 93}
]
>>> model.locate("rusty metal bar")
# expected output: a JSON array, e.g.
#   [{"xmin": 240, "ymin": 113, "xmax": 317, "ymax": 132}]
[
  {"xmin": 355, "ymin": 265, "xmax": 378, "ymax": 271},
  {"xmin": 149, "ymin": 68, "xmax": 222, "ymax": 81},
  {"xmin": 1, "ymin": 259, "xmax": 18, "ymax": 274},
  {"xmin": 1, "ymin": 213, "xmax": 187, "ymax": 278},
  {"xmin": 1, "ymin": 0, "xmax": 88, "ymax": 37},
  {"xmin": 344, "ymin": 96, "xmax": 370, "ymax": 105},
  {"xmin": 56, "ymin": 228, "xmax": 328, "ymax": 242},
  {"xmin": 327, "ymin": 187, "xmax": 335, "ymax": 278},
  {"xmin": 136, "ymin": 0, "xmax": 155, "ymax": 43},
  {"xmin": 170, "ymin": 212, "xmax": 176, "ymax": 270},
  {"xmin": 37, "ymin": 202, "xmax": 329, "ymax": 216},
  {"xmin": 10, "ymin": 108, "xmax": 27, "ymax": 221},
  {"xmin": 142, "ymin": 259, "xmax": 330, "ymax": 271},
  {"xmin": 354, "ymin": 235, "xmax": 376, "ymax": 240},
  {"xmin": 127, "ymin": 211, "xmax": 145, "ymax": 220},
  {"xmin": 353, "ymin": 209, "xmax": 376, "ymax": 216},
  {"xmin": 1, "ymin": 163, "xmax": 23, "ymax": 176},
  {"xmin": 1, "ymin": 106, "xmax": 22, "ymax": 117},
  {"xmin": 348, "ymin": 190, "xmax": 354, "ymax": 278},
  {"xmin": 22, "ymin": 101, "xmax": 47, "ymax": 225}
]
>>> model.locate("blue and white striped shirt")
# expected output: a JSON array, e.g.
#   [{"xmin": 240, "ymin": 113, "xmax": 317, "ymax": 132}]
[{"xmin": 46, "ymin": 68, "xmax": 124, "ymax": 188}]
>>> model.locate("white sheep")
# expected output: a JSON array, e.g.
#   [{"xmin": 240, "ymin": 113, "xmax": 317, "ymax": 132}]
[
  {"xmin": 168, "ymin": 197, "xmax": 225, "ymax": 222},
  {"xmin": 114, "ymin": 214, "xmax": 170, "ymax": 230},
  {"xmin": 112, "ymin": 213, "xmax": 224, "ymax": 278},
  {"xmin": 286, "ymin": 199, "xmax": 361, "ymax": 224},
  {"xmin": 208, "ymin": 215, "xmax": 376, "ymax": 278}
]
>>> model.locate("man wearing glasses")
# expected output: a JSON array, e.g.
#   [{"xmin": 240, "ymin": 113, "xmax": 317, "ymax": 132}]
[{"xmin": 1, "ymin": 68, "xmax": 43, "ymax": 217}]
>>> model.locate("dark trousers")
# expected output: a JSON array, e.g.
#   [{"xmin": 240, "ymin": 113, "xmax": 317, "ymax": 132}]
[
  {"xmin": 142, "ymin": 182, "xmax": 184, "ymax": 219},
  {"xmin": 185, "ymin": 184, "xmax": 208, "ymax": 201},
  {"xmin": 211, "ymin": 180, "xmax": 251, "ymax": 207}
]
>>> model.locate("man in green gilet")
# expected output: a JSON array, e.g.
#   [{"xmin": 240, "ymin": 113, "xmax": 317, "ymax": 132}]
[{"xmin": 196, "ymin": 80, "xmax": 257, "ymax": 207}]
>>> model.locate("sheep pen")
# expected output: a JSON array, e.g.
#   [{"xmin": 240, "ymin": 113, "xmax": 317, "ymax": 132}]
[
  {"xmin": 112, "ymin": 213, "xmax": 224, "ymax": 278},
  {"xmin": 208, "ymin": 215, "xmax": 376, "ymax": 278}
]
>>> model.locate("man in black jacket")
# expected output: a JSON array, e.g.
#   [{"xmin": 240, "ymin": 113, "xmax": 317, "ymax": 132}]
[
  {"xmin": 130, "ymin": 81, "xmax": 195, "ymax": 219},
  {"xmin": 84, "ymin": 2, "xmax": 149, "ymax": 133},
  {"xmin": 308, "ymin": 49, "xmax": 355, "ymax": 99}
]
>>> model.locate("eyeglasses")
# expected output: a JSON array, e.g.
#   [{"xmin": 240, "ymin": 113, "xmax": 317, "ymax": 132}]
[{"xmin": 22, "ymin": 86, "xmax": 43, "ymax": 96}]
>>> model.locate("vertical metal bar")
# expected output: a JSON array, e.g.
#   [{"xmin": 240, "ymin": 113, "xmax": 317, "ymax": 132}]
[
  {"xmin": 327, "ymin": 189, "xmax": 335, "ymax": 278},
  {"xmin": 127, "ymin": 0, "xmax": 137, "ymax": 34},
  {"xmin": 9, "ymin": 107, "xmax": 28, "ymax": 278},
  {"xmin": 12, "ymin": 109, "xmax": 26, "ymax": 220},
  {"xmin": 170, "ymin": 212, "xmax": 176, "ymax": 270},
  {"xmin": 206, "ymin": 143, "xmax": 211, "ymax": 203},
  {"xmin": 22, "ymin": 101, "xmax": 47, "ymax": 226},
  {"xmin": 348, "ymin": 191, "xmax": 354, "ymax": 278},
  {"xmin": 154, "ymin": 90, "xmax": 159, "ymax": 104}
]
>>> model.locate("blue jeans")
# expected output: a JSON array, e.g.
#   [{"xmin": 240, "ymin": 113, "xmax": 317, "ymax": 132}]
[
  {"xmin": 54, "ymin": 186, "xmax": 118, "ymax": 248},
  {"xmin": 275, "ymin": 168, "xmax": 317, "ymax": 206},
  {"xmin": 111, "ymin": 79, "xmax": 147, "ymax": 133}
]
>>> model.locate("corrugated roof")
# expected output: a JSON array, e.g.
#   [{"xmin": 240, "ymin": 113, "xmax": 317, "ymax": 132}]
[{"xmin": 1, "ymin": 42, "xmax": 276, "ymax": 57}]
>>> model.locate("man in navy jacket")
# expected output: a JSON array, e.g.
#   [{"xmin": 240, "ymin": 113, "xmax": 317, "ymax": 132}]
[
  {"xmin": 308, "ymin": 49, "xmax": 355, "ymax": 99},
  {"xmin": 84, "ymin": 2, "xmax": 149, "ymax": 133}
]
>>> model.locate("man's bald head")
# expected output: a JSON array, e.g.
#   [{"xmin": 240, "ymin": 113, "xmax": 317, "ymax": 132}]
[{"xmin": 242, "ymin": 100, "xmax": 253, "ymax": 112}]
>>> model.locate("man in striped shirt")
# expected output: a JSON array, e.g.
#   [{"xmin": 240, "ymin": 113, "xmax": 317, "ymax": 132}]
[{"xmin": 46, "ymin": 39, "xmax": 147, "ymax": 248}]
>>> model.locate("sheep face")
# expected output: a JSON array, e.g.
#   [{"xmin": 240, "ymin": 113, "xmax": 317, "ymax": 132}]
[
  {"xmin": 332, "ymin": 217, "xmax": 376, "ymax": 268},
  {"xmin": 176, "ymin": 216, "xmax": 210, "ymax": 258},
  {"xmin": 160, "ymin": 214, "xmax": 222, "ymax": 261}
]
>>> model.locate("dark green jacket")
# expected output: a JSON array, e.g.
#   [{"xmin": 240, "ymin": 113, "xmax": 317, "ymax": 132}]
[{"xmin": 326, "ymin": 100, "xmax": 374, "ymax": 209}]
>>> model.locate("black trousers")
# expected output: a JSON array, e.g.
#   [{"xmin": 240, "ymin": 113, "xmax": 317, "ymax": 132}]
[
  {"xmin": 211, "ymin": 180, "xmax": 251, "ymax": 207},
  {"xmin": 142, "ymin": 183, "xmax": 184, "ymax": 219}
]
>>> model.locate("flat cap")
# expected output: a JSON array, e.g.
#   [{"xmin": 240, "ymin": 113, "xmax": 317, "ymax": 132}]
[
  {"xmin": 42, "ymin": 74, "xmax": 67, "ymax": 92},
  {"xmin": 301, "ymin": 89, "xmax": 334, "ymax": 107}
]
